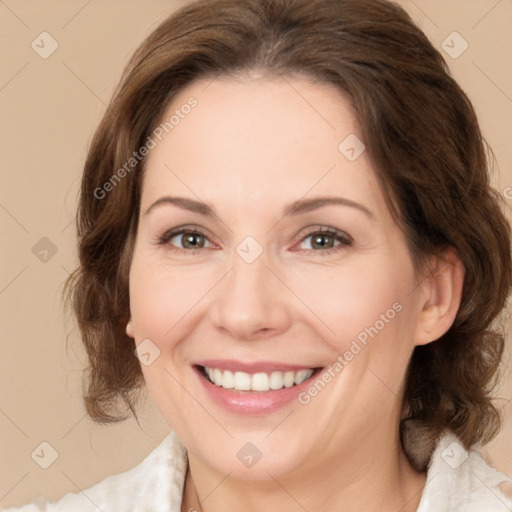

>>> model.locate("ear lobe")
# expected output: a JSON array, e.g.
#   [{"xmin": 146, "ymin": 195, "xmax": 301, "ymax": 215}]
[
  {"xmin": 126, "ymin": 317, "xmax": 135, "ymax": 338},
  {"xmin": 413, "ymin": 247, "xmax": 465, "ymax": 346}
]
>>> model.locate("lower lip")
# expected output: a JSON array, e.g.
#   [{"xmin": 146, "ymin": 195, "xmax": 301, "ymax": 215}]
[{"xmin": 193, "ymin": 365, "xmax": 322, "ymax": 415}]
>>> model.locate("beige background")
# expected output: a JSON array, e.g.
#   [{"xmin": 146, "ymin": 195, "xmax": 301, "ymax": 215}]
[{"xmin": 1, "ymin": 0, "xmax": 511, "ymax": 507}]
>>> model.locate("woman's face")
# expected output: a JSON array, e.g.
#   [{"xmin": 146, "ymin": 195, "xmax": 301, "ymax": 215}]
[{"xmin": 126, "ymin": 73, "xmax": 428, "ymax": 479}]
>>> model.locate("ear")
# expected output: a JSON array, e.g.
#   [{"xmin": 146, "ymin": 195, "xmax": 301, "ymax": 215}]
[
  {"xmin": 126, "ymin": 317, "xmax": 135, "ymax": 338},
  {"xmin": 413, "ymin": 247, "xmax": 465, "ymax": 346}
]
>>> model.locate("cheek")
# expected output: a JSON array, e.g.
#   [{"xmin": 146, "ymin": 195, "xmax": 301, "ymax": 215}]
[
  {"xmin": 129, "ymin": 254, "xmax": 208, "ymax": 339},
  {"xmin": 127, "ymin": 255, "xmax": 211, "ymax": 424},
  {"xmin": 284, "ymin": 257, "xmax": 416, "ymax": 354}
]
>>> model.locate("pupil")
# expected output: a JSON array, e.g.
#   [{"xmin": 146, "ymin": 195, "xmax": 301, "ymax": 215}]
[
  {"xmin": 313, "ymin": 234, "xmax": 333, "ymax": 249},
  {"xmin": 184, "ymin": 233, "xmax": 204, "ymax": 248}
]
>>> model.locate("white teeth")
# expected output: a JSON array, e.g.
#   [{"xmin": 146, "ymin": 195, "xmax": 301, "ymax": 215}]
[
  {"xmin": 233, "ymin": 371, "xmax": 251, "ymax": 390},
  {"xmin": 204, "ymin": 366, "xmax": 315, "ymax": 392},
  {"xmin": 294, "ymin": 369, "xmax": 311, "ymax": 385},
  {"xmin": 222, "ymin": 370, "xmax": 235, "ymax": 389},
  {"xmin": 251, "ymin": 372, "xmax": 270, "ymax": 391},
  {"xmin": 284, "ymin": 371, "xmax": 295, "ymax": 388},
  {"xmin": 269, "ymin": 371, "xmax": 284, "ymax": 390}
]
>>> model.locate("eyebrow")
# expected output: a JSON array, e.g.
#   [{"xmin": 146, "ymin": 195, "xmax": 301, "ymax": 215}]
[{"xmin": 143, "ymin": 195, "xmax": 374, "ymax": 219}]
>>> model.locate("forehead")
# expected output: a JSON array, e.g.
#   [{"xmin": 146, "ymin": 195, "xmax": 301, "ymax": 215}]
[{"xmin": 140, "ymin": 74, "xmax": 386, "ymax": 217}]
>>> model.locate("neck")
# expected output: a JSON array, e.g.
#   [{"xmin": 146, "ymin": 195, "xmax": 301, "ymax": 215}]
[{"xmin": 181, "ymin": 430, "xmax": 426, "ymax": 512}]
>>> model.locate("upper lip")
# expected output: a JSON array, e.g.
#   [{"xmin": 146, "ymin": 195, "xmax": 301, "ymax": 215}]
[{"xmin": 194, "ymin": 359, "xmax": 322, "ymax": 374}]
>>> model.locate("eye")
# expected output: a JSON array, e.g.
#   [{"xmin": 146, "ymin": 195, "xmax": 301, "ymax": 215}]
[
  {"xmin": 157, "ymin": 225, "xmax": 352, "ymax": 255},
  {"xmin": 295, "ymin": 227, "xmax": 353, "ymax": 253},
  {"xmin": 158, "ymin": 226, "xmax": 214, "ymax": 253}
]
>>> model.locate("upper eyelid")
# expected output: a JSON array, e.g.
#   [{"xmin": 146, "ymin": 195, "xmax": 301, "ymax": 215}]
[
  {"xmin": 294, "ymin": 229, "xmax": 352, "ymax": 250},
  {"xmin": 162, "ymin": 225, "xmax": 218, "ymax": 246}
]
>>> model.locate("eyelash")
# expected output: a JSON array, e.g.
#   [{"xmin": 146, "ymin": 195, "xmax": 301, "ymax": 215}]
[{"xmin": 157, "ymin": 225, "xmax": 353, "ymax": 256}]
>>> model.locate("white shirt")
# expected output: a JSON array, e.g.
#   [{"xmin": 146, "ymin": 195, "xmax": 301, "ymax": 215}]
[{"xmin": 4, "ymin": 430, "xmax": 511, "ymax": 512}]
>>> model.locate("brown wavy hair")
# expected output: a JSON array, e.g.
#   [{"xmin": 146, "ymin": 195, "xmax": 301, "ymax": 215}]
[{"xmin": 63, "ymin": 0, "xmax": 511, "ymax": 471}]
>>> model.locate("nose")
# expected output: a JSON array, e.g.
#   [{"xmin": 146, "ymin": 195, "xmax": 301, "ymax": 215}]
[{"xmin": 208, "ymin": 249, "xmax": 293, "ymax": 342}]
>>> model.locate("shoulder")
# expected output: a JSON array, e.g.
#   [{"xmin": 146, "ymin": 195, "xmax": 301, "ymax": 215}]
[
  {"xmin": 417, "ymin": 430, "xmax": 512, "ymax": 512},
  {"xmin": 2, "ymin": 430, "xmax": 187, "ymax": 512}
]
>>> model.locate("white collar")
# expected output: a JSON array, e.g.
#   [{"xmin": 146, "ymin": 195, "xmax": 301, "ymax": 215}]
[{"xmin": 417, "ymin": 430, "xmax": 512, "ymax": 511}]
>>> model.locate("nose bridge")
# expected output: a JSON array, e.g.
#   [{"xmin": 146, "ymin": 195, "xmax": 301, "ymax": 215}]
[{"xmin": 209, "ymin": 242, "xmax": 291, "ymax": 340}]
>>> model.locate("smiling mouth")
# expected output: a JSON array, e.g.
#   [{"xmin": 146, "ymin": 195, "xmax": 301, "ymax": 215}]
[{"xmin": 196, "ymin": 365, "xmax": 323, "ymax": 392}]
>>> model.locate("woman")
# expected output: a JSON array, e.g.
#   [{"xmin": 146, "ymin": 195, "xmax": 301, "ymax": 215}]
[{"xmin": 5, "ymin": 0, "xmax": 511, "ymax": 510}]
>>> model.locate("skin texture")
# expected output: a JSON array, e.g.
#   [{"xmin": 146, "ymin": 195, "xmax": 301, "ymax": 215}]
[{"xmin": 125, "ymin": 73, "xmax": 464, "ymax": 512}]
